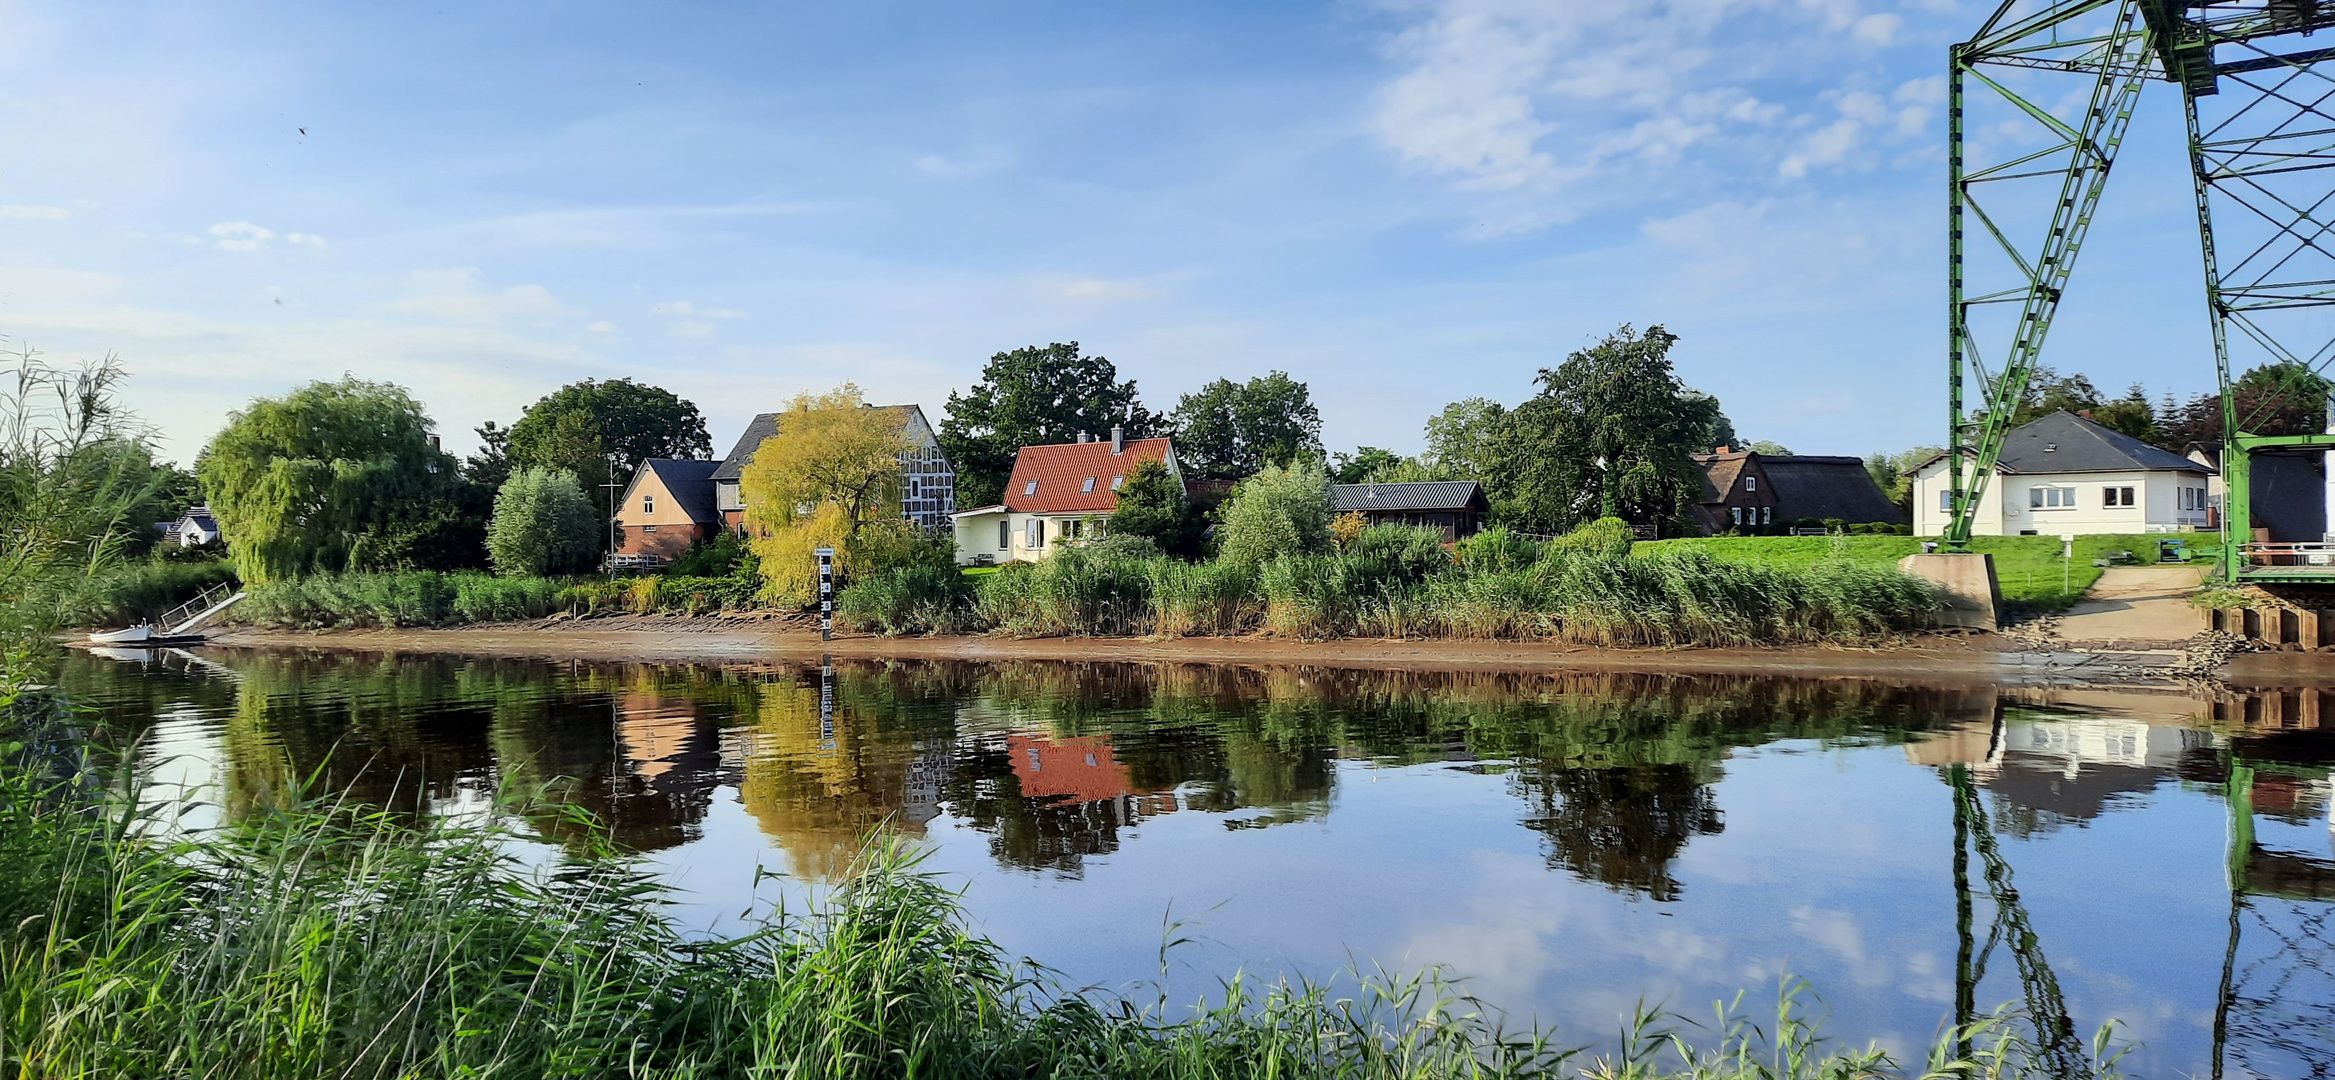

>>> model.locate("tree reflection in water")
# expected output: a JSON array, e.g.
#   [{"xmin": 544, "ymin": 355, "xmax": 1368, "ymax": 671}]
[{"xmin": 73, "ymin": 650, "xmax": 1998, "ymax": 900}]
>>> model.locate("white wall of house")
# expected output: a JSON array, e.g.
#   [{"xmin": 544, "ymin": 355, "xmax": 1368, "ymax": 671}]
[
  {"xmin": 950, "ymin": 510, "xmax": 1109, "ymax": 565},
  {"xmin": 1911, "ymin": 460, "xmax": 2211, "ymax": 536}
]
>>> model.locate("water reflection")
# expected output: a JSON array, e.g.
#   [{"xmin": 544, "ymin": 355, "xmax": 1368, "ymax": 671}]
[{"xmin": 54, "ymin": 648, "xmax": 2335, "ymax": 1077}]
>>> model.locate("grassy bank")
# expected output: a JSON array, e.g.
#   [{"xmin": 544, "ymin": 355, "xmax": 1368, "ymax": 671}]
[
  {"xmin": 1640, "ymin": 534, "xmax": 2178, "ymax": 611},
  {"xmin": 846, "ymin": 523, "xmax": 1942, "ymax": 645},
  {"xmin": 0, "ymin": 677, "xmax": 2113, "ymax": 1079}
]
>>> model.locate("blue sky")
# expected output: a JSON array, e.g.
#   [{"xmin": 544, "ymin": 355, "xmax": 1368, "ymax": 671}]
[{"xmin": 0, "ymin": 1, "xmax": 2227, "ymax": 464}]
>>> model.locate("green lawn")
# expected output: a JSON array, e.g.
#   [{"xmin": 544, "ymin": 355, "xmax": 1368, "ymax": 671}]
[
  {"xmin": 960, "ymin": 564, "xmax": 1002, "ymax": 577},
  {"xmin": 1638, "ymin": 533, "xmax": 2189, "ymax": 611}
]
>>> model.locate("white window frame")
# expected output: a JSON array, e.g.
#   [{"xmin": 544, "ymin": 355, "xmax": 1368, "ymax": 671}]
[
  {"xmin": 998, "ymin": 520, "xmax": 1009, "ymax": 550},
  {"xmin": 1731, "ymin": 506, "xmax": 1742, "ymax": 525},
  {"xmin": 2029, "ymin": 486, "xmax": 2077, "ymax": 510},
  {"xmin": 1023, "ymin": 480, "xmax": 1038, "ymax": 496},
  {"xmin": 1744, "ymin": 477, "xmax": 1756, "ymax": 492},
  {"xmin": 1081, "ymin": 476, "xmax": 1096, "ymax": 493},
  {"xmin": 1027, "ymin": 518, "xmax": 1045, "ymax": 548},
  {"xmin": 643, "ymin": 494, "xmax": 655, "ymax": 514}
]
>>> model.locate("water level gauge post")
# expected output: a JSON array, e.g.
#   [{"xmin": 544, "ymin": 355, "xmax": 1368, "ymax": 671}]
[{"xmin": 815, "ymin": 547, "xmax": 835, "ymax": 641}]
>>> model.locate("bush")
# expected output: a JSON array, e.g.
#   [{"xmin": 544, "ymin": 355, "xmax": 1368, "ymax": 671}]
[
  {"xmin": 1216, "ymin": 460, "xmax": 1333, "ymax": 565},
  {"xmin": 1149, "ymin": 558, "xmax": 1260, "ymax": 636},
  {"xmin": 1544, "ymin": 516, "xmax": 1634, "ymax": 563},
  {"xmin": 1455, "ymin": 526, "xmax": 1541, "ymax": 574},
  {"xmin": 51, "ymin": 557, "xmax": 239, "ymax": 628},
  {"xmin": 486, "ymin": 467, "xmax": 599, "ymax": 576},
  {"xmin": 665, "ymin": 529, "xmax": 749, "ymax": 577},
  {"xmin": 840, "ymin": 563, "xmax": 979, "ymax": 634},
  {"xmin": 974, "ymin": 546, "xmax": 1152, "ymax": 636}
]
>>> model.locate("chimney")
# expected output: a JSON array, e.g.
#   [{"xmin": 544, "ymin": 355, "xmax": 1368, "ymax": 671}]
[
  {"xmin": 1078, "ymin": 431, "xmax": 1090, "ymax": 443},
  {"xmin": 1111, "ymin": 425, "xmax": 1124, "ymax": 454},
  {"xmin": 428, "ymin": 434, "xmax": 441, "ymax": 451},
  {"xmin": 1714, "ymin": 444, "xmax": 1731, "ymax": 455}
]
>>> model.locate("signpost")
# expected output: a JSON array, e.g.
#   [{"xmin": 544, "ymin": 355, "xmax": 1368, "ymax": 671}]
[
  {"xmin": 2061, "ymin": 533, "xmax": 2074, "ymax": 596},
  {"xmin": 815, "ymin": 546, "xmax": 835, "ymax": 641}
]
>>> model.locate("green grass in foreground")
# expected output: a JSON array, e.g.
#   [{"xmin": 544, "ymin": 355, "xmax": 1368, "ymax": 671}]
[
  {"xmin": 0, "ymin": 679, "xmax": 2120, "ymax": 1079},
  {"xmin": 1639, "ymin": 534, "xmax": 2180, "ymax": 611}
]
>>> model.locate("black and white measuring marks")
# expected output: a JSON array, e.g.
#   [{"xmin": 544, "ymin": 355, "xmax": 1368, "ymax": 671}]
[
  {"xmin": 819, "ymin": 652, "xmax": 835, "ymax": 747},
  {"xmin": 815, "ymin": 546, "xmax": 835, "ymax": 641}
]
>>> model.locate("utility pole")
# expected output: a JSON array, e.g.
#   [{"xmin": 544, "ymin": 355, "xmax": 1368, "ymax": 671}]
[{"xmin": 601, "ymin": 455, "xmax": 622, "ymax": 579}]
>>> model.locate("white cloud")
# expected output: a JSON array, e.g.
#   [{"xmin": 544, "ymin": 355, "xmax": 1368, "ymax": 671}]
[
  {"xmin": 651, "ymin": 299, "xmax": 748, "ymax": 319},
  {"xmin": 1852, "ymin": 13, "xmax": 1903, "ymax": 44},
  {"xmin": 667, "ymin": 320, "xmax": 716, "ymax": 337},
  {"xmin": 1056, "ymin": 277, "xmax": 1156, "ymax": 300},
  {"xmin": 586, "ymin": 320, "xmax": 618, "ymax": 334},
  {"xmin": 0, "ymin": 205, "xmax": 71, "ymax": 220},
  {"xmin": 912, "ymin": 148, "xmax": 1014, "ymax": 178},
  {"xmin": 286, "ymin": 231, "xmax": 327, "ymax": 248},
  {"xmin": 386, "ymin": 267, "xmax": 572, "ymax": 323},
  {"xmin": 0, "ymin": 266, "xmax": 121, "ymax": 305},
  {"xmin": 208, "ymin": 220, "xmax": 275, "ymax": 252},
  {"xmin": 1371, "ymin": 0, "xmax": 1951, "ymax": 232}
]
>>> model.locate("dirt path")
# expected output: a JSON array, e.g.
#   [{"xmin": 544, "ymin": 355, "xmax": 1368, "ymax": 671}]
[{"xmin": 2048, "ymin": 565, "xmax": 2208, "ymax": 646}]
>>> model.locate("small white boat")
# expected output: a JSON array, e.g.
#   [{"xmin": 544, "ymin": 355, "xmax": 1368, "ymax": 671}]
[
  {"xmin": 88, "ymin": 625, "xmax": 158, "ymax": 644},
  {"xmin": 86, "ymin": 584, "xmax": 245, "ymax": 647}
]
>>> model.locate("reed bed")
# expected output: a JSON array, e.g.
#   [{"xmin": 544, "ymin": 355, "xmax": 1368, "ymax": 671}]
[
  {"xmin": 0, "ymin": 679, "xmax": 2114, "ymax": 1080},
  {"xmin": 842, "ymin": 523, "xmax": 1941, "ymax": 646},
  {"xmin": 222, "ymin": 570, "xmax": 762, "ymax": 629}
]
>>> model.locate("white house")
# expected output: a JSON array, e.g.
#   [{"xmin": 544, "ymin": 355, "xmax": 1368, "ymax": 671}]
[
  {"xmin": 950, "ymin": 428, "xmax": 1180, "ymax": 565},
  {"xmin": 1909, "ymin": 411, "xmax": 2214, "ymax": 536}
]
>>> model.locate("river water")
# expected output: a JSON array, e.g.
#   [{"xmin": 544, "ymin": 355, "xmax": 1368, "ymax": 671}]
[{"xmin": 57, "ymin": 646, "xmax": 2335, "ymax": 1078}]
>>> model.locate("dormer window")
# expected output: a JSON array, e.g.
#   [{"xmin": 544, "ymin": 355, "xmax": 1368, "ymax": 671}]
[
  {"xmin": 2044, "ymin": 443, "xmax": 2057, "ymax": 452},
  {"xmin": 1023, "ymin": 480, "xmax": 1038, "ymax": 496},
  {"xmin": 1081, "ymin": 476, "xmax": 1096, "ymax": 493}
]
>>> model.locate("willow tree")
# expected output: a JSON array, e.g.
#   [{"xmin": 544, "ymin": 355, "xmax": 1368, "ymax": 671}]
[
  {"xmin": 197, "ymin": 378, "xmax": 461, "ymax": 583},
  {"xmin": 740, "ymin": 384, "xmax": 909, "ymax": 603}
]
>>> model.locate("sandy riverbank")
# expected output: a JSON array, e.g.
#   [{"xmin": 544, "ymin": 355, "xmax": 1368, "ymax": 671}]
[{"xmin": 169, "ymin": 613, "xmax": 2310, "ymax": 689}]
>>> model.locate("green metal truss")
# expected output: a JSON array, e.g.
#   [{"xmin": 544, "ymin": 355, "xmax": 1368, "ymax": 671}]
[{"xmin": 1946, "ymin": 1, "xmax": 2335, "ymax": 582}]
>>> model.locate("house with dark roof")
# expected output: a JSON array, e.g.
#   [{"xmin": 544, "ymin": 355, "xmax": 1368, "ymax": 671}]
[
  {"xmin": 1328, "ymin": 481, "xmax": 1488, "ymax": 540},
  {"xmin": 614, "ymin": 459, "xmax": 720, "ymax": 559},
  {"xmin": 949, "ymin": 427, "xmax": 1180, "ymax": 564},
  {"xmin": 2183, "ymin": 443, "xmax": 2325, "ymax": 542},
  {"xmin": 154, "ymin": 505, "xmax": 222, "ymax": 548},
  {"xmin": 1908, "ymin": 411, "xmax": 2214, "ymax": 536},
  {"xmin": 1690, "ymin": 449, "xmax": 1903, "ymax": 534},
  {"xmin": 709, "ymin": 404, "xmax": 955, "ymax": 533}
]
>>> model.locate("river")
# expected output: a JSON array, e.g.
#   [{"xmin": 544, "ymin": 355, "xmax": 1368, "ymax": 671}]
[{"xmin": 58, "ymin": 646, "xmax": 2335, "ymax": 1078}]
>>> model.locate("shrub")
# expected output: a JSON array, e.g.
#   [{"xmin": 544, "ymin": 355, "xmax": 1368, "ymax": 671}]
[
  {"xmin": 486, "ymin": 467, "xmax": 599, "ymax": 576},
  {"xmin": 974, "ymin": 546, "xmax": 1152, "ymax": 636},
  {"xmin": 1545, "ymin": 516, "xmax": 1635, "ymax": 563},
  {"xmin": 1149, "ymin": 559, "xmax": 1260, "ymax": 636},
  {"xmin": 665, "ymin": 529, "xmax": 749, "ymax": 577},
  {"xmin": 1343, "ymin": 524, "xmax": 1452, "ymax": 587},
  {"xmin": 52, "ymin": 557, "xmax": 239, "ymax": 628},
  {"xmin": 840, "ymin": 563, "xmax": 979, "ymax": 634},
  {"xmin": 1455, "ymin": 526, "xmax": 1541, "ymax": 574},
  {"xmin": 1217, "ymin": 460, "xmax": 1333, "ymax": 566}
]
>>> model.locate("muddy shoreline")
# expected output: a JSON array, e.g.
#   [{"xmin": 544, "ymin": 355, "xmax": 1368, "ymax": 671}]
[{"xmin": 161, "ymin": 615, "xmax": 2325, "ymax": 690}]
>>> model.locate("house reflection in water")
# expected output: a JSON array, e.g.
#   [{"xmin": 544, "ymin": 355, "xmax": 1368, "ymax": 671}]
[
  {"xmin": 1906, "ymin": 712, "xmax": 2219, "ymax": 836},
  {"xmin": 738, "ymin": 677, "xmax": 951, "ymax": 881},
  {"xmin": 995, "ymin": 732, "xmax": 1180, "ymax": 875}
]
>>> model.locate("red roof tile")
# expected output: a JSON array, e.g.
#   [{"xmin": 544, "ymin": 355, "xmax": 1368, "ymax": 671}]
[{"xmin": 1003, "ymin": 437, "xmax": 1174, "ymax": 514}]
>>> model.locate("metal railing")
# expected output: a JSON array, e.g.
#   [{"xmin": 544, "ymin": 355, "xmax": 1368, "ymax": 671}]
[{"xmin": 2240, "ymin": 542, "xmax": 2335, "ymax": 570}]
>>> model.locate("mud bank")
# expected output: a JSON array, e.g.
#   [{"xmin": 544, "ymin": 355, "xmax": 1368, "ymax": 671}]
[{"xmin": 166, "ymin": 614, "xmax": 2322, "ymax": 689}]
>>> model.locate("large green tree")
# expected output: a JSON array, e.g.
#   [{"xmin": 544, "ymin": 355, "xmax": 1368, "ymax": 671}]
[
  {"xmin": 197, "ymin": 378, "xmax": 466, "ymax": 583},
  {"xmin": 1106, "ymin": 458, "xmax": 1196, "ymax": 553},
  {"xmin": 1491, "ymin": 324, "xmax": 1719, "ymax": 533},
  {"xmin": 1215, "ymin": 459, "xmax": 1333, "ymax": 565},
  {"xmin": 504, "ymin": 378, "xmax": 711, "ymax": 526},
  {"xmin": 1168, "ymin": 371, "xmax": 1322, "ymax": 483},
  {"xmin": 939, "ymin": 342, "xmax": 1155, "ymax": 509},
  {"xmin": 1423, "ymin": 397, "xmax": 1507, "ymax": 481},
  {"xmin": 2162, "ymin": 361, "xmax": 2335, "ymax": 446}
]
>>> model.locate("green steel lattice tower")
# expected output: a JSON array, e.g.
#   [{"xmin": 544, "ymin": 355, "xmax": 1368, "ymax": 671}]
[{"xmin": 1946, "ymin": 1, "xmax": 2335, "ymax": 580}]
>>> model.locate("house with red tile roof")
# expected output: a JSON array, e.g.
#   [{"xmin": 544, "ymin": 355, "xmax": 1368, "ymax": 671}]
[{"xmin": 949, "ymin": 426, "xmax": 1181, "ymax": 564}]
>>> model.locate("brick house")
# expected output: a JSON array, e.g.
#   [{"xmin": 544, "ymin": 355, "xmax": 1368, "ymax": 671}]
[
  {"xmin": 709, "ymin": 404, "xmax": 955, "ymax": 534},
  {"xmin": 614, "ymin": 459, "xmax": 719, "ymax": 558},
  {"xmin": 949, "ymin": 428, "xmax": 1180, "ymax": 565}
]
